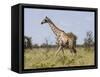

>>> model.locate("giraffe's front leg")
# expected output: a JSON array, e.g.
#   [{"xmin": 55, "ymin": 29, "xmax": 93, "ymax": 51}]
[{"xmin": 55, "ymin": 45, "xmax": 62, "ymax": 56}]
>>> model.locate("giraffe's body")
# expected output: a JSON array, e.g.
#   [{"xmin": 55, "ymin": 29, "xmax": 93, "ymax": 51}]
[{"xmin": 41, "ymin": 16, "xmax": 77, "ymax": 55}]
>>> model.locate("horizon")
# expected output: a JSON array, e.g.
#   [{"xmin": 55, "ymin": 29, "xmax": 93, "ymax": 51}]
[{"xmin": 24, "ymin": 8, "xmax": 94, "ymax": 45}]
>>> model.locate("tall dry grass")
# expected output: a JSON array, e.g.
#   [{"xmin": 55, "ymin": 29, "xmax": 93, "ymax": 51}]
[{"xmin": 24, "ymin": 47, "xmax": 94, "ymax": 69}]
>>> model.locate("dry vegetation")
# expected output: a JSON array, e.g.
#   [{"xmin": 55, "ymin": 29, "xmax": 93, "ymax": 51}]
[{"xmin": 24, "ymin": 47, "xmax": 94, "ymax": 69}]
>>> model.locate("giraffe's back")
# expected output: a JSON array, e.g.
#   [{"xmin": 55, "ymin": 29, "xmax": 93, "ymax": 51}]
[{"xmin": 65, "ymin": 32, "xmax": 77, "ymax": 40}]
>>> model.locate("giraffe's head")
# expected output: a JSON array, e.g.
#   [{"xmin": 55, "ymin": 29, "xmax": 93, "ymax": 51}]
[{"xmin": 41, "ymin": 16, "xmax": 49, "ymax": 24}]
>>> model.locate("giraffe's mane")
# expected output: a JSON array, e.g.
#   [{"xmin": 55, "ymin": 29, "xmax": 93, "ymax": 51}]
[{"xmin": 46, "ymin": 17, "xmax": 64, "ymax": 32}]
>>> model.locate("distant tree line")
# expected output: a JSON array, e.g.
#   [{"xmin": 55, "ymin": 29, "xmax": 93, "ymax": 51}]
[
  {"xmin": 33, "ymin": 44, "xmax": 57, "ymax": 48},
  {"xmin": 24, "ymin": 31, "xmax": 94, "ymax": 50}
]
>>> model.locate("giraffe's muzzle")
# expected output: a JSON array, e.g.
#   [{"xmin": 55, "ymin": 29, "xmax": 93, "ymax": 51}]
[{"xmin": 41, "ymin": 22, "xmax": 43, "ymax": 24}]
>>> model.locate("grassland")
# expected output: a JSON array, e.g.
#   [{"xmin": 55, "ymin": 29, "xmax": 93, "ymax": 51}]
[{"xmin": 24, "ymin": 47, "xmax": 94, "ymax": 69}]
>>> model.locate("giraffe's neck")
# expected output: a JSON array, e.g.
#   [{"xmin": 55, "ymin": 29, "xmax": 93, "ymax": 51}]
[{"xmin": 47, "ymin": 18, "xmax": 63, "ymax": 37}]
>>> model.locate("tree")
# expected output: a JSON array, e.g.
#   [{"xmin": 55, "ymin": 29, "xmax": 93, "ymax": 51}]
[
  {"xmin": 84, "ymin": 31, "xmax": 94, "ymax": 51},
  {"xmin": 24, "ymin": 36, "xmax": 32, "ymax": 49}
]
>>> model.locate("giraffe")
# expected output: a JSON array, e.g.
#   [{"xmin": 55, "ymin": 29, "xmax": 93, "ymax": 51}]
[{"xmin": 41, "ymin": 16, "xmax": 77, "ymax": 55}]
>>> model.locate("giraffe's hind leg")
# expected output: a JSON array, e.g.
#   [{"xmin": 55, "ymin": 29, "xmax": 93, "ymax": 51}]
[
  {"xmin": 73, "ymin": 40, "xmax": 77, "ymax": 54},
  {"xmin": 70, "ymin": 47, "xmax": 76, "ymax": 54},
  {"xmin": 69, "ymin": 40, "xmax": 77, "ymax": 54},
  {"xmin": 73, "ymin": 48, "xmax": 77, "ymax": 54}
]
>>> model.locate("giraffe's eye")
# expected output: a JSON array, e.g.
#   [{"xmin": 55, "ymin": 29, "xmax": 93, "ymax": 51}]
[{"xmin": 45, "ymin": 19, "xmax": 47, "ymax": 22}]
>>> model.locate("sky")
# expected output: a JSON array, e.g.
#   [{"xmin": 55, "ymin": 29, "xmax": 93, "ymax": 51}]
[{"xmin": 24, "ymin": 8, "xmax": 94, "ymax": 45}]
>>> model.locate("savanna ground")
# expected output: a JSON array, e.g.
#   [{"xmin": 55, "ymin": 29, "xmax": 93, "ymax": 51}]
[{"xmin": 24, "ymin": 47, "xmax": 94, "ymax": 69}]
